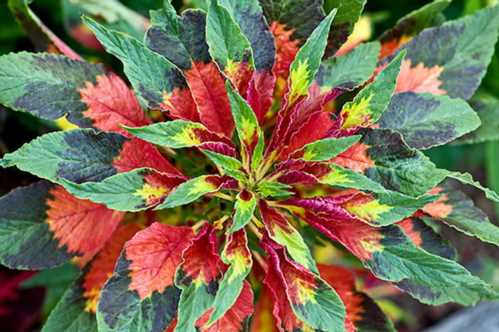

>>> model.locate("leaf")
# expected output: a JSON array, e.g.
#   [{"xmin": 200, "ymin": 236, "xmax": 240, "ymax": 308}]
[
  {"xmin": 156, "ymin": 175, "xmax": 226, "ymax": 210},
  {"xmin": 218, "ymin": 0, "xmax": 275, "ymax": 71},
  {"xmin": 62, "ymin": 0, "xmax": 148, "ymax": 42},
  {"xmin": 379, "ymin": 0, "xmax": 451, "ymax": 58},
  {"xmin": 288, "ymin": 10, "xmax": 337, "ymax": 103},
  {"xmin": 486, "ymin": 142, "xmax": 499, "ymax": 218},
  {"xmin": 394, "ymin": 5, "xmax": 499, "ymax": 100},
  {"xmin": 0, "ymin": 52, "xmax": 103, "ymax": 125},
  {"xmin": 300, "ymin": 135, "xmax": 361, "ymax": 162},
  {"xmin": 208, "ymin": 230, "xmax": 252, "ymax": 325},
  {"xmin": 230, "ymin": 191, "xmax": 257, "ymax": 233},
  {"xmin": 256, "ymin": 180, "xmax": 293, "ymax": 199},
  {"xmin": 8, "ymin": 0, "xmax": 81, "ymax": 60},
  {"xmin": 340, "ymin": 51, "xmax": 405, "ymax": 129},
  {"xmin": 84, "ymin": 16, "xmax": 187, "ymax": 110},
  {"xmin": 318, "ymin": 264, "xmax": 395, "ymax": 332},
  {"xmin": 175, "ymin": 225, "xmax": 224, "ymax": 332},
  {"xmin": 380, "ymin": 92, "xmax": 481, "ymax": 149},
  {"xmin": 61, "ymin": 168, "xmax": 184, "ymax": 212},
  {"xmin": 323, "ymin": 0, "xmax": 367, "ymax": 56},
  {"xmin": 206, "ymin": 0, "xmax": 254, "ymax": 71},
  {"xmin": 459, "ymin": 96, "xmax": 499, "ymax": 144},
  {"xmin": 202, "ymin": 150, "xmax": 247, "ymax": 182},
  {"xmin": 97, "ymin": 223, "xmax": 194, "ymax": 332},
  {"xmin": 146, "ymin": 7, "xmax": 234, "ymax": 137},
  {"xmin": 263, "ymin": 241, "xmax": 346, "ymax": 331},
  {"xmin": 0, "ymin": 182, "xmax": 124, "ymax": 269},
  {"xmin": 42, "ymin": 224, "xmax": 140, "ymax": 332},
  {"xmin": 125, "ymin": 120, "xmax": 225, "ymax": 149},
  {"xmin": 305, "ymin": 214, "xmax": 498, "ymax": 305},
  {"xmin": 260, "ymin": 202, "xmax": 317, "ymax": 273},
  {"xmin": 79, "ymin": 73, "xmax": 150, "ymax": 135},
  {"xmin": 317, "ymin": 41, "xmax": 380, "ymax": 92},
  {"xmin": 226, "ymin": 82, "xmax": 264, "ymax": 170},
  {"xmin": 0, "ymin": 129, "xmax": 182, "ymax": 185},
  {"xmin": 447, "ymin": 171, "xmax": 499, "ymax": 203},
  {"xmin": 199, "ymin": 281, "xmax": 254, "ymax": 332}
]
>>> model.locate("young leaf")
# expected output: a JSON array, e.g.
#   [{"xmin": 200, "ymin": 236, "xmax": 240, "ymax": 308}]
[
  {"xmin": 84, "ymin": 16, "xmax": 187, "ymax": 110},
  {"xmin": 288, "ymin": 10, "xmax": 337, "ymax": 103},
  {"xmin": 260, "ymin": 202, "xmax": 318, "ymax": 273},
  {"xmin": 156, "ymin": 175, "xmax": 226, "ymax": 210},
  {"xmin": 225, "ymin": 82, "xmax": 264, "ymax": 170},
  {"xmin": 340, "ymin": 51, "xmax": 405, "ymax": 129},
  {"xmin": 230, "ymin": 191, "xmax": 257, "ymax": 233},
  {"xmin": 394, "ymin": 5, "xmax": 499, "ymax": 99},
  {"xmin": 208, "ymin": 229, "xmax": 252, "ymax": 325},
  {"xmin": 0, "ymin": 52, "xmax": 103, "ymax": 125},
  {"xmin": 97, "ymin": 223, "xmax": 194, "ymax": 332},
  {"xmin": 202, "ymin": 150, "xmax": 247, "ymax": 182},
  {"xmin": 380, "ymin": 92, "xmax": 481, "ymax": 149},
  {"xmin": 317, "ymin": 41, "xmax": 380, "ymax": 92}
]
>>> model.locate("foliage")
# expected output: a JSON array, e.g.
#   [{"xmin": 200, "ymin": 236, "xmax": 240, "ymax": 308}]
[{"xmin": 1, "ymin": 0, "xmax": 499, "ymax": 331}]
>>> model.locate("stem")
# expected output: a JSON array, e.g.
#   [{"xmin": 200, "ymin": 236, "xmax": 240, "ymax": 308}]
[
  {"xmin": 251, "ymin": 250, "xmax": 268, "ymax": 270},
  {"xmin": 192, "ymin": 220, "xmax": 207, "ymax": 232},
  {"xmin": 248, "ymin": 221, "xmax": 263, "ymax": 239},
  {"xmin": 212, "ymin": 192, "xmax": 234, "ymax": 201},
  {"xmin": 213, "ymin": 215, "xmax": 229, "ymax": 230}
]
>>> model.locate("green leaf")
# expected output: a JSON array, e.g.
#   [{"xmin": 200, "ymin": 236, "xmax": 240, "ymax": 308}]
[
  {"xmin": 59, "ymin": 168, "xmax": 172, "ymax": 212},
  {"xmin": 0, "ymin": 52, "xmax": 103, "ymax": 125},
  {"xmin": 125, "ymin": 120, "xmax": 210, "ymax": 149},
  {"xmin": 256, "ymin": 180, "xmax": 293, "ymax": 199},
  {"xmin": 206, "ymin": 0, "xmax": 253, "ymax": 70},
  {"xmin": 83, "ymin": 16, "xmax": 184, "ymax": 109},
  {"xmin": 447, "ymin": 171, "xmax": 499, "ymax": 203},
  {"xmin": 41, "ymin": 277, "xmax": 98, "ymax": 332},
  {"xmin": 302, "ymin": 135, "xmax": 361, "ymax": 162},
  {"xmin": 340, "ymin": 51, "xmax": 405, "ymax": 129},
  {"xmin": 317, "ymin": 41, "xmax": 380, "ymax": 92},
  {"xmin": 379, "ymin": 0, "xmax": 451, "ymax": 47},
  {"xmin": 156, "ymin": 175, "xmax": 223, "ymax": 210},
  {"xmin": 0, "ymin": 182, "xmax": 73, "ymax": 269},
  {"xmin": 218, "ymin": 0, "xmax": 275, "ymax": 71},
  {"xmin": 323, "ymin": 0, "xmax": 367, "ymax": 56},
  {"xmin": 0, "ymin": 129, "xmax": 127, "ymax": 184},
  {"xmin": 225, "ymin": 81, "xmax": 264, "ymax": 170},
  {"xmin": 459, "ymin": 96, "xmax": 499, "ymax": 144},
  {"xmin": 380, "ymin": 92, "xmax": 481, "ymax": 149},
  {"xmin": 288, "ymin": 9, "xmax": 337, "ymax": 103},
  {"xmin": 202, "ymin": 150, "xmax": 247, "ymax": 182},
  {"xmin": 486, "ymin": 142, "xmax": 499, "ymax": 218},
  {"xmin": 229, "ymin": 192, "xmax": 257, "ymax": 233}
]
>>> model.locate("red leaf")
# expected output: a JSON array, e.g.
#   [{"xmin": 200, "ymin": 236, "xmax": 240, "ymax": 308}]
[
  {"xmin": 270, "ymin": 22, "xmax": 300, "ymax": 80},
  {"xmin": 82, "ymin": 223, "xmax": 142, "ymax": 313},
  {"xmin": 250, "ymin": 288, "xmax": 279, "ymax": 332},
  {"xmin": 161, "ymin": 87, "xmax": 199, "ymax": 122},
  {"xmin": 125, "ymin": 223, "xmax": 195, "ymax": 299},
  {"xmin": 395, "ymin": 59, "xmax": 446, "ymax": 95},
  {"xmin": 80, "ymin": 73, "xmax": 150, "ymax": 135},
  {"xmin": 46, "ymin": 186, "xmax": 124, "ymax": 266},
  {"xmin": 185, "ymin": 62, "xmax": 234, "ymax": 138},
  {"xmin": 113, "ymin": 138, "xmax": 185, "ymax": 177},
  {"xmin": 196, "ymin": 281, "xmax": 254, "ymax": 332},
  {"xmin": 247, "ymin": 70, "xmax": 276, "ymax": 124},
  {"xmin": 332, "ymin": 143, "xmax": 375, "ymax": 173}
]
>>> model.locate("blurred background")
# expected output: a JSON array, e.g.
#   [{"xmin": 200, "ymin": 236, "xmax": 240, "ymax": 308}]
[{"xmin": 0, "ymin": 0, "xmax": 498, "ymax": 331}]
